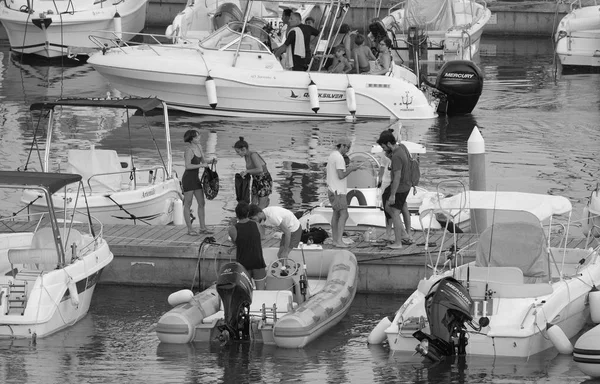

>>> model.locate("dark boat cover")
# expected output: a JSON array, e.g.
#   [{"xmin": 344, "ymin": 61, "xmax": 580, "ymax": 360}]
[{"xmin": 0, "ymin": 171, "xmax": 82, "ymax": 194}]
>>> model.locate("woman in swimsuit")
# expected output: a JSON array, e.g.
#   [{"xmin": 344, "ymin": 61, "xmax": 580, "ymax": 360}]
[
  {"xmin": 182, "ymin": 129, "xmax": 216, "ymax": 236},
  {"xmin": 233, "ymin": 137, "xmax": 272, "ymax": 209},
  {"xmin": 370, "ymin": 37, "xmax": 393, "ymax": 75}
]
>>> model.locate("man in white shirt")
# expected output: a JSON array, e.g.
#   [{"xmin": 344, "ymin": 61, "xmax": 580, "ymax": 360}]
[
  {"xmin": 326, "ymin": 137, "xmax": 360, "ymax": 248},
  {"xmin": 249, "ymin": 205, "xmax": 302, "ymax": 258}
]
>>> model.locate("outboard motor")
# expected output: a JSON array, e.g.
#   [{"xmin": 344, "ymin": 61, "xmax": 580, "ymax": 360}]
[
  {"xmin": 216, "ymin": 262, "xmax": 253, "ymax": 343},
  {"xmin": 413, "ymin": 277, "xmax": 473, "ymax": 363},
  {"xmin": 433, "ymin": 60, "xmax": 483, "ymax": 115}
]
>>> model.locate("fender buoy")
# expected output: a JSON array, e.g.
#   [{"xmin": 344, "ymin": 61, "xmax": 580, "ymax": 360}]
[
  {"xmin": 367, "ymin": 315, "xmax": 392, "ymax": 344},
  {"xmin": 172, "ymin": 198, "xmax": 184, "ymax": 226},
  {"xmin": 308, "ymin": 80, "xmax": 319, "ymax": 113},
  {"xmin": 547, "ymin": 323, "xmax": 573, "ymax": 354},
  {"xmin": 206, "ymin": 75, "xmax": 218, "ymax": 109},
  {"xmin": 346, "ymin": 189, "xmax": 367, "ymax": 206},
  {"xmin": 68, "ymin": 279, "xmax": 80, "ymax": 307},
  {"xmin": 346, "ymin": 84, "xmax": 357, "ymax": 115},
  {"xmin": 168, "ymin": 289, "xmax": 194, "ymax": 307},
  {"xmin": 113, "ymin": 12, "xmax": 122, "ymax": 41},
  {"xmin": 590, "ymin": 286, "xmax": 600, "ymax": 323}
]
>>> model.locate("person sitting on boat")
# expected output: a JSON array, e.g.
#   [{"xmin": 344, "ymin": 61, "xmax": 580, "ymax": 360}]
[
  {"xmin": 352, "ymin": 34, "xmax": 377, "ymax": 74},
  {"xmin": 273, "ymin": 11, "xmax": 319, "ymax": 71},
  {"xmin": 229, "ymin": 201, "xmax": 267, "ymax": 289},
  {"xmin": 331, "ymin": 24, "xmax": 356, "ymax": 61},
  {"xmin": 249, "ymin": 204, "xmax": 303, "ymax": 258},
  {"xmin": 328, "ymin": 45, "xmax": 352, "ymax": 74},
  {"xmin": 369, "ymin": 37, "xmax": 393, "ymax": 76},
  {"xmin": 368, "ymin": 17, "xmax": 388, "ymax": 55}
]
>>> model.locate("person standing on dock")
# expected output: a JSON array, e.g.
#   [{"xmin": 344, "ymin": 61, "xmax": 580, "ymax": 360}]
[
  {"xmin": 377, "ymin": 130, "xmax": 413, "ymax": 249},
  {"xmin": 229, "ymin": 201, "xmax": 267, "ymax": 290},
  {"xmin": 249, "ymin": 205, "xmax": 302, "ymax": 259},
  {"xmin": 234, "ymin": 137, "xmax": 272, "ymax": 209},
  {"xmin": 182, "ymin": 129, "xmax": 216, "ymax": 236},
  {"xmin": 326, "ymin": 137, "xmax": 361, "ymax": 248}
]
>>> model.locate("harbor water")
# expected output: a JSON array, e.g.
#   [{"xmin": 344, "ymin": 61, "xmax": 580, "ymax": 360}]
[{"xmin": 0, "ymin": 34, "xmax": 600, "ymax": 383}]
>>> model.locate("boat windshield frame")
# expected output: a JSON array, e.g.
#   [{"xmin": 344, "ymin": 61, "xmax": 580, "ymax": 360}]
[{"xmin": 200, "ymin": 22, "xmax": 272, "ymax": 53}]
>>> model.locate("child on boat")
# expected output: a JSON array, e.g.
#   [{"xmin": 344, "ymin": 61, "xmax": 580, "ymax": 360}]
[
  {"xmin": 228, "ymin": 201, "xmax": 267, "ymax": 289},
  {"xmin": 352, "ymin": 34, "xmax": 377, "ymax": 74},
  {"xmin": 328, "ymin": 45, "xmax": 352, "ymax": 74}
]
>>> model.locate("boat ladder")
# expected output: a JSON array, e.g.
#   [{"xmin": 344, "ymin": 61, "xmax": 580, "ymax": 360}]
[{"xmin": 6, "ymin": 281, "xmax": 27, "ymax": 316}]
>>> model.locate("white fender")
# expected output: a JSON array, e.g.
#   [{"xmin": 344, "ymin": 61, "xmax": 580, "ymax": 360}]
[
  {"xmin": 68, "ymin": 279, "xmax": 80, "ymax": 307},
  {"xmin": 547, "ymin": 323, "xmax": 573, "ymax": 354},
  {"xmin": 173, "ymin": 198, "xmax": 184, "ymax": 226},
  {"xmin": 367, "ymin": 316, "xmax": 392, "ymax": 344},
  {"xmin": 590, "ymin": 286, "xmax": 600, "ymax": 323},
  {"xmin": 168, "ymin": 289, "xmax": 194, "ymax": 307},
  {"xmin": 308, "ymin": 80, "xmax": 319, "ymax": 113},
  {"xmin": 206, "ymin": 75, "xmax": 218, "ymax": 109},
  {"xmin": 113, "ymin": 12, "xmax": 122, "ymax": 41},
  {"xmin": 346, "ymin": 84, "xmax": 357, "ymax": 114}
]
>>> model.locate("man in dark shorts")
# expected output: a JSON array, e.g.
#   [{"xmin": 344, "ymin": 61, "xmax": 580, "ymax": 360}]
[{"xmin": 377, "ymin": 130, "xmax": 412, "ymax": 249}]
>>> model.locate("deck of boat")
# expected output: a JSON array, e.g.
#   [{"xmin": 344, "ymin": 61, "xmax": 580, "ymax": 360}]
[{"xmin": 0, "ymin": 221, "xmax": 595, "ymax": 293}]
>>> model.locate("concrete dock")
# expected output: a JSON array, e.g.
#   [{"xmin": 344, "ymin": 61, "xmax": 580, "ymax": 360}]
[{"xmin": 1, "ymin": 222, "xmax": 591, "ymax": 293}]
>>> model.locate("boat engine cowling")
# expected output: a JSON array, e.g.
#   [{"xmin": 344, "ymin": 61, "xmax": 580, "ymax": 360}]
[
  {"xmin": 413, "ymin": 277, "xmax": 473, "ymax": 362},
  {"xmin": 433, "ymin": 60, "xmax": 483, "ymax": 115},
  {"xmin": 216, "ymin": 262, "xmax": 254, "ymax": 343}
]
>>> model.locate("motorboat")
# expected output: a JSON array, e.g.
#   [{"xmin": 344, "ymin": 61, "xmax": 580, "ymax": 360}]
[
  {"xmin": 367, "ymin": 190, "xmax": 600, "ymax": 359},
  {"xmin": 555, "ymin": 4, "xmax": 600, "ymax": 70},
  {"xmin": 20, "ymin": 97, "xmax": 183, "ymax": 225},
  {"xmin": 0, "ymin": 0, "xmax": 149, "ymax": 58},
  {"xmin": 155, "ymin": 245, "xmax": 357, "ymax": 348},
  {"xmin": 376, "ymin": 0, "xmax": 492, "ymax": 65},
  {"xmin": 298, "ymin": 142, "xmax": 468, "ymax": 232},
  {"xmin": 0, "ymin": 171, "xmax": 113, "ymax": 339},
  {"xmin": 87, "ymin": 0, "xmax": 484, "ymax": 120}
]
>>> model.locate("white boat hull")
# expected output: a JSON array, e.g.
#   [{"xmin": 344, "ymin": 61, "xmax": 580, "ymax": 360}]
[
  {"xmin": 555, "ymin": 6, "xmax": 600, "ymax": 69},
  {"xmin": 88, "ymin": 41, "xmax": 439, "ymax": 120},
  {"xmin": 0, "ymin": 0, "xmax": 149, "ymax": 57},
  {"xmin": 21, "ymin": 178, "xmax": 181, "ymax": 225}
]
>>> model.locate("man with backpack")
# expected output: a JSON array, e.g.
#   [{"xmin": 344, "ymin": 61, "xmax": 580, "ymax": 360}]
[{"xmin": 377, "ymin": 129, "xmax": 415, "ymax": 249}]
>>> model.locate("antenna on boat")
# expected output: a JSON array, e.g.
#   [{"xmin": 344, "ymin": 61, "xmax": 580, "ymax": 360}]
[{"xmin": 484, "ymin": 186, "xmax": 499, "ymax": 299}]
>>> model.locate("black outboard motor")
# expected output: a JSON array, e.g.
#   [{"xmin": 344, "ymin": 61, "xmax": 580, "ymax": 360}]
[
  {"xmin": 413, "ymin": 277, "xmax": 473, "ymax": 363},
  {"xmin": 216, "ymin": 262, "xmax": 253, "ymax": 343},
  {"xmin": 433, "ymin": 60, "xmax": 483, "ymax": 115}
]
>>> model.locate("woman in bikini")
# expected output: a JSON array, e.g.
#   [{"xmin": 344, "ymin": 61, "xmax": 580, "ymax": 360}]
[
  {"xmin": 182, "ymin": 129, "xmax": 215, "ymax": 236},
  {"xmin": 234, "ymin": 137, "xmax": 272, "ymax": 209},
  {"xmin": 370, "ymin": 37, "xmax": 393, "ymax": 75}
]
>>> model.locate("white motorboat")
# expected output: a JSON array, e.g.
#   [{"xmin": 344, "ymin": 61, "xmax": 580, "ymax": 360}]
[
  {"xmin": 156, "ymin": 245, "xmax": 357, "ymax": 348},
  {"xmin": 87, "ymin": 0, "xmax": 484, "ymax": 120},
  {"xmin": 377, "ymin": 0, "xmax": 491, "ymax": 64},
  {"xmin": 0, "ymin": 171, "xmax": 113, "ymax": 339},
  {"xmin": 20, "ymin": 98, "xmax": 183, "ymax": 225},
  {"xmin": 298, "ymin": 142, "xmax": 468, "ymax": 232},
  {"xmin": 0, "ymin": 0, "xmax": 149, "ymax": 58},
  {"xmin": 368, "ymin": 190, "xmax": 600, "ymax": 359},
  {"xmin": 555, "ymin": 4, "xmax": 600, "ymax": 70}
]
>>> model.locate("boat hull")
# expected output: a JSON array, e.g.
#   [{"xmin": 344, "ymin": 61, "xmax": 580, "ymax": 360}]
[
  {"xmin": 88, "ymin": 46, "xmax": 438, "ymax": 120},
  {"xmin": 0, "ymin": 0, "xmax": 149, "ymax": 57},
  {"xmin": 555, "ymin": 6, "xmax": 600, "ymax": 70},
  {"xmin": 21, "ymin": 179, "xmax": 181, "ymax": 225}
]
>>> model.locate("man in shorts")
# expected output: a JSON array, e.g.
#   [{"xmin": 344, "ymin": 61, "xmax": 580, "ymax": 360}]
[
  {"xmin": 249, "ymin": 205, "xmax": 303, "ymax": 258},
  {"xmin": 326, "ymin": 137, "xmax": 361, "ymax": 248},
  {"xmin": 377, "ymin": 130, "xmax": 412, "ymax": 249}
]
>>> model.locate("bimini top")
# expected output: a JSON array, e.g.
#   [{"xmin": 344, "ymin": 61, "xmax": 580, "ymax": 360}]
[
  {"xmin": 0, "ymin": 171, "xmax": 82, "ymax": 195},
  {"xmin": 420, "ymin": 191, "xmax": 572, "ymax": 222},
  {"xmin": 30, "ymin": 97, "xmax": 164, "ymax": 113}
]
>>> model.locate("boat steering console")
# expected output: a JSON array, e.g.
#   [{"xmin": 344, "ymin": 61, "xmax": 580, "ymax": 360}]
[{"xmin": 269, "ymin": 258, "xmax": 300, "ymax": 278}]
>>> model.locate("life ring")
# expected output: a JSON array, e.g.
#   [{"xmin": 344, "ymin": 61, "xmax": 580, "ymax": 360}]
[{"xmin": 346, "ymin": 189, "xmax": 367, "ymax": 206}]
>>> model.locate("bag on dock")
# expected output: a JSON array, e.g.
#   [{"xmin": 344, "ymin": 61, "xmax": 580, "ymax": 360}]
[
  {"xmin": 201, "ymin": 161, "xmax": 219, "ymax": 200},
  {"xmin": 301, "ymin": 227, "xmax": 329, "ymax": 244}
]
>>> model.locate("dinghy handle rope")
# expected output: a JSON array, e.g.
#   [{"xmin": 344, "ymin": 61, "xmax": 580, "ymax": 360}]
[{"xmin": 22, "ymin": 112, "xmax": 47, "ymax": 172}]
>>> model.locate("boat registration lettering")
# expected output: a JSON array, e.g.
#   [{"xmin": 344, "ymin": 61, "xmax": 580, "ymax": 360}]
[
  {"xmin": 251, "ymin": 74, "xmax": 275, "ymax": 80},
  {"xmin": 142, "ymin": 188, "xmax": 156, "ymax": 198}
]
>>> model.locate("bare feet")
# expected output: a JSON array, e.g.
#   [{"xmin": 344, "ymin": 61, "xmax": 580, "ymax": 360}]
[{"xmin": 333, "ymin": 242, "xmax": 349, "ymax": 248}]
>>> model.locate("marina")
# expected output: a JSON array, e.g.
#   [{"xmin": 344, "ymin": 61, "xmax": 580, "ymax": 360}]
[{"xmin": 0, "ymin": 0, "xmax": 600, "ymax": 381}]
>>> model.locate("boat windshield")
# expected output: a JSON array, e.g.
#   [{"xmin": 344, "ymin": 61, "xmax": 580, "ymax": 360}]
[{"xmin": 201, "ymin": 21, "xmax": 272, "ymax": 53}]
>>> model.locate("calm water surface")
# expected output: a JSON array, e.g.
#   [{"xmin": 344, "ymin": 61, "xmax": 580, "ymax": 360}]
[{"xmin": 0, "ymin": 34, "xmax": 600, "ymax": 383}]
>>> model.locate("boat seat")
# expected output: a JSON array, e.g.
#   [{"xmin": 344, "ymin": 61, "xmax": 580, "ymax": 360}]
[
  {"xmin": 476, "ymin": 222, "xmax": 550, "ymax": 283},
  {"xmin": 7, "ymin": 228, "xmax": 83, "ymax": 271},
  {"xmin": 453, "ymin": 266, "xmax": 524, "ymax": 284},
  {"xmin": 66, "ymin": 149, "xmax": 123, "ymax": 192}
]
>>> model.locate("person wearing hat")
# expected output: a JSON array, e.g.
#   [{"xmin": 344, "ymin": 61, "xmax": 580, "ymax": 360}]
[
  {"xmin": 326, "ymin": 136, "xmax": 361, "ymax": 248},
  {"xmin": 376, "ymin": 129, "xmax": 413, "ymax": 249}
]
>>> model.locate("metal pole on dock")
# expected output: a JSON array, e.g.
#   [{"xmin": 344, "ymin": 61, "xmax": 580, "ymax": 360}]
[{"xmin": 468, "ymin": 126, "xmax": 487, "ymax": 233}]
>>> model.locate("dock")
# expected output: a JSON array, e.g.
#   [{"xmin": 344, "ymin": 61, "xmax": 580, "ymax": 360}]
[{"xmin": 2, "ymin": 222, "xmax": 592, "ymax": 293}]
